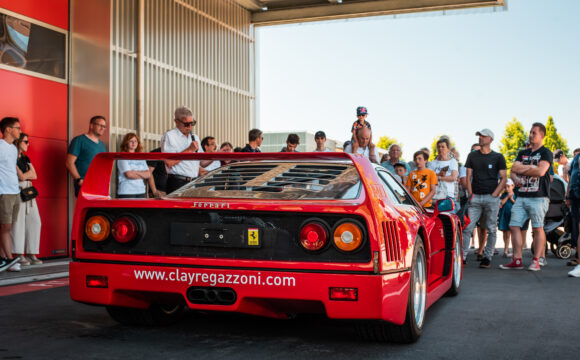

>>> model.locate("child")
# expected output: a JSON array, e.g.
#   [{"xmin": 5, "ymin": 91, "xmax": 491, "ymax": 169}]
[
  {"xmin": 405, "ymin": 150, "xmax": 438, "ymax": 208},
  {"xmin": 498, "ymin": 179, "xmax": 516, "ymax": 257},
  {"xmin": 394, "ymin": 162, "xmax": 408, "ymax": 184}
]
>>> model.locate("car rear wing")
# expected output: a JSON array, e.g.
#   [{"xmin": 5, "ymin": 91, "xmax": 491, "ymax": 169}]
[{"xmin": 80, "ymin": 151, "xmax": 371, "ymax": 199}]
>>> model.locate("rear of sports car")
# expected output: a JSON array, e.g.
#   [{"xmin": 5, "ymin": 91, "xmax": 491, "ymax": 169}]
[{"xmin": 69, "ymin": 152, "xmax": 412, "ymax": 336}]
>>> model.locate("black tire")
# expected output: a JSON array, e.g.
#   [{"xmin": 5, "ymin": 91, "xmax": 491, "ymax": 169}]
[
  {"xmin": 106, "ymin": 304, "xmax": 184, "ymax": 326},
  {"xmin": 446, "ymin": 230, "xmax": 462, "ymax": 297},
  {"xmin": 356, "ymin": 237, "xmax": 426, "ymax": 343}
]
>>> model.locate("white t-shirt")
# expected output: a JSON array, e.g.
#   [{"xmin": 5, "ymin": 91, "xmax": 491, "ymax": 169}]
[
  {"xmin": 204, "ymin": 160, "xmax": 221, "ymax": 172},
  {"xmin": 117, "ymin": 159, "xmax": 149, "ymax": 195},
  {"xmin": 428, "ymin": 158, "xmax": 458, "ymax": 199},
  {"xmin": 343, "ymin": 144, "xmax": 380, "ymax": 163},
  {"xmin": 161, "ymin": 128, "xmax": 203, "ymax": 177},
  {"xmin": 0, "ymin": 139, "xmax": 19, "ymax": 195}
]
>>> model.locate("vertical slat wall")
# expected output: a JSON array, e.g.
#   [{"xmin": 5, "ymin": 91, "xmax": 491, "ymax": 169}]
[{"xmin": 111, "ymin": 0, "xmax": 255, "ymax": 151}]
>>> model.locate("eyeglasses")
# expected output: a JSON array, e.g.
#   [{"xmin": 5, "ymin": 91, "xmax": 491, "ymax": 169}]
[
  {"xmin": 94, "ymin": 123, "xmax": 107, "ymax": 128},
  {"xmin": 23, "ymin": 140, "xmax": 29, "ymax": 144},
  {"xmin": 11, "ymin": 126, "xmax": 21, "ymax": 130}
]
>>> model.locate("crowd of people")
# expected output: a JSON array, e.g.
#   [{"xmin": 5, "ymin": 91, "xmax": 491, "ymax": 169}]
[{"xmin": 1, "ymin": 106, "xmax": 579, "ymax": 278}]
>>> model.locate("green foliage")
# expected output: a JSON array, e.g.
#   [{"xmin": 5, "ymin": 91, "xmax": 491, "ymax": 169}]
[
  {"xmin": 543, "ymin": 116, "xmax": 569, "ymax": 156},
  {"xmin": 376, "ymin": 135, "xmax": 399, "ymax": 154},
  {"xmin": 499, "ymin": 117, "xmax": 527, "ymax": 169},
  {"xmin": 430, "ymin": 135, "xmax": 455, "ymax": 161}
]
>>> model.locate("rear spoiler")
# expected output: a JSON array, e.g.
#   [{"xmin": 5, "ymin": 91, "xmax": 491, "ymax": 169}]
[{"xmin": 81, "ymin": 151, "xmax": 366, "ymax": 198}]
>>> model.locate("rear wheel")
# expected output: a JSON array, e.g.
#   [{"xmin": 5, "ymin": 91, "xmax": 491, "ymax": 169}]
[
  {"xmin": 446, "ymin": 230, "xmax": 462, "ymax": 296},
  {"xmin": 106, "ymin": 304, "xmax": 184, "ymax": 326},
  {"xmin": 357, "ymin": 237, "xmax": 426, "ymax": 343}
]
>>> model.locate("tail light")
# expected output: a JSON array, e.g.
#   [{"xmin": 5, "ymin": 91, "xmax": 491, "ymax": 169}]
[
  {"xmin": 333, "ymin": 222, "xmax": 363, "ymax": 252},
  {"xmin": 85, "ymin": 215, "xmax": 110, "ymax": 242},
  {"xmin": 111, "ymin": 216, "xmax": 138, "ymax": 243},
  {"xmin": 299, "ymin": 222, "xmax": 329, "ymax": 251},
  {"xmin": 329, "ymin": 287, "xmax": 358, "ymax": 301}
]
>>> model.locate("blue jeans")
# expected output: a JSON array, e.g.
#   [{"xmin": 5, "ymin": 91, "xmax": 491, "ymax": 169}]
[
  {"xmin": 509, "ymin": 197, "xmax": 549, "ymax": 229},
  {"xmin": 462, "ymin": 194, "xmax": 501, "ymax": 259}
]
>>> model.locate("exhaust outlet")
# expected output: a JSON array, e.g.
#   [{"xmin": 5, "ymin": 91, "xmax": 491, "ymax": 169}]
[{"xmin": 186, "ymin": 287, "xmax": 237, "ymax": 305}]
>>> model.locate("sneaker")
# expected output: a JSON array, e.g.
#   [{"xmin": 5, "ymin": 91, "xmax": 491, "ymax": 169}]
[
  {"xmin": 18, "ymin": 256, "xmax": 30, "ymax": 266},
  {"xmin": 479, "ymin": 257, "xmax": 491, "ymax": 269},
  {"xmin": 568, "ymin": 265, "xmax": 580, "ymax": 277},
  {"xmin": 0, "ymin": 258, "xmax": 20, "ymax": 273},
  {"xmin": 8, "ymin": 262, "xmax": 21, "ymax": 272},
  {"xmin": 539, "ymin": 257, "xmax": 547, "ymax": 267},
  {"xmin": 29, "ymin": 256, "xmax": 43, "ymax": 265},
  {"xmin": 499, "ymin": 258, "xmax": 524, "ymax": 270},
  {"xmin": 527, "ymin": 258, "xmax": 541, "ymax": 272},
  {"xmin": 493, "ymin": 249, "xmax": 499, "ymax": 255},
  {"xmin": 476, "ymin": 254, "xmax": 483, "ymax": 261}
]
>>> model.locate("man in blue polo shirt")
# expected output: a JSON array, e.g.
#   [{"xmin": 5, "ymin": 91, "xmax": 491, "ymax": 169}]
[{"xmin": 66, "ymin": 116, "xmax": 108, "ymax": 196}]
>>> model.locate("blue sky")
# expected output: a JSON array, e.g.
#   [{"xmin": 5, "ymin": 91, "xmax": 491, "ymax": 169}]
[{"xmin": 257, "ymin": 0, "xmax": 580, "ymax": 160}]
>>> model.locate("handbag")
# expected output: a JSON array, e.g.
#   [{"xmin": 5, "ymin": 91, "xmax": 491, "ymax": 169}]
[{"xmin": 20, "ymin": 185, "xmax": 39, "ymax": 202}]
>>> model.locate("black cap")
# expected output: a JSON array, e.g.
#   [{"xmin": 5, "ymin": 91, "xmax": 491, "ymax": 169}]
[{"xmin": 315, "ymin": 131, "xmax": 326, "ymax": 139}]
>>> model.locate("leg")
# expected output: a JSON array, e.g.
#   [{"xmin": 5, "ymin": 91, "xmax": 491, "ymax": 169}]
[
  {"xmin": 532, "ymin": 227, "xmax": 546, "ymax": 259},
  {"xmin": 511, "ymin": 226, "xmax": 523, "ymax": 259},
  {"xmin": 503, "ymin": 231, "xmax": 511, "ymax": 255},
  {"xmin": 508, "ymin": 198, "xmax": 527, "ymax": 259},
  {"xmin": 10, "ymin": 200, "xmax": 26, "ymax": 256},
  {"xmin": 0, "ymin": 223, "xmax": 13, "ymax": 259},
  {"xmin": 482, "ymin": 195, "xmax": 501, "ymax": 260},
  {"xmin": 462, "ymin": 196, "xmax": 483, "ymax": 259},
  {"xmin": 25, "ymin": 200, "xmax": 42, "ymax": 256}
]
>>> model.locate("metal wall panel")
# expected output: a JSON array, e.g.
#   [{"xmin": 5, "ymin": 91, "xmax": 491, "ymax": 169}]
[{"xmin": 111, "ymin": 0, "xmax": 255, "ymax": 152}]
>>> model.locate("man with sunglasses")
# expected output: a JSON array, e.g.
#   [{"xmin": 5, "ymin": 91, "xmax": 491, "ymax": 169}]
[
  {"xmin": 161, "ymin": 106, "xmax": 211, "ymax": 193},
  {"xmin": 66, "ymin": 115, "xmax": 108, "ymax": 197},
  {"xmin": 0, "ymin": 117, "xmax": 22, "ymax": 272}
]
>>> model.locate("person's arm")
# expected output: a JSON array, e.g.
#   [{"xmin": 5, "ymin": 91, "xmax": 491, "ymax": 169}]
[
  {"xmin": 492, "ymin": 169, "xmax": 508, "ymax": 197},
  {"xmin": 439, "ymin": 169, "xmax": 458, "ymax": 182},
  {"xmin": 420, "ymin": 186, "xmax": 437, "ymax": 207},
  {"xmin": 500, "ymin": 195, "xmax": 508, "ymax": 207},
  {"xmin": 66, "ymin": 153, "xmax": 83, "ymax": 185},
  {"xmin": 518, "ymin": 160, "xmax": 550, "ymax": 177},
  {"xmin": 465, "ymin": 168, "xmax": 473, "ymax": 198},
  {"xmin": 123, "ymin": 170, "xmax": 150, "ymax": 179},
  {"xmin": 147, "ymin": 166, "xmax": 158, "ymax": 194}
]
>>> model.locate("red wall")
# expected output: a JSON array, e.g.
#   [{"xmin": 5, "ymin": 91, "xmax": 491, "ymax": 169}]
[{"xmin": 0, "ymin": 0, "xmax": 69, "ymax": 257}]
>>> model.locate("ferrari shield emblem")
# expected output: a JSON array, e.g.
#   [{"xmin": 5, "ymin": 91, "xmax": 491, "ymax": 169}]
[{"xmin": 248, "ymin": 228, "xmax": 259, "ymax": 246}]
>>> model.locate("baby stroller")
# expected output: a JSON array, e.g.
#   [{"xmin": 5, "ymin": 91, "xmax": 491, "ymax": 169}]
[{"xmin": 543, "ymin": 175, "xmax": 573, "ymax": 259}]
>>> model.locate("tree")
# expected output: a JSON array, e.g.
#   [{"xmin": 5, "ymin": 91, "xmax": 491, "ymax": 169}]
[
  {"xmin": 376, "ymin": 135, "xmax": 399, "ymax": 154},
  {"xmin": 499, "ymin": 117, "xmax": 526, "ymax": 169},
  {"xmin": 430, "ymin": 135, "xmax": 455, "ymax": 161},
  {"xmin": 544, "ymin": 116, "xmax": 570, "ymax": 156}
]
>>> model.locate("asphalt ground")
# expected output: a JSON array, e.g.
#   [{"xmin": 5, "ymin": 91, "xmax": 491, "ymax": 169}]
[{"xmin": 0, "ymin": 251, "xmax": 578, "ymax": 360}]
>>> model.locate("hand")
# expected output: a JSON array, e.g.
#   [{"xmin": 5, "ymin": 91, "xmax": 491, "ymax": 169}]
[
  {"xmin": 187, "ymin": 140, "xmax": 199, "ymax": 153},
  {"xmin": 438, "ymin": 170, "xmax": 446, "ymax": 177},
  {"xmin": 566, "ymin": 199, "xmax": 571, "ymax": 208}
]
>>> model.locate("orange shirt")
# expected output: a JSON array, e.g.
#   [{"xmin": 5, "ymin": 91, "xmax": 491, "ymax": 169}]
[{"xmin": 406, "ymin": 168, "xmax": 438, "ymax": 207}]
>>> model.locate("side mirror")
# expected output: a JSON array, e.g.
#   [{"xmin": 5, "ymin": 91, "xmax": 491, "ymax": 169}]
[{"xmin": 435, "ymin": 198, "xmax": 455, "ymax": 214}]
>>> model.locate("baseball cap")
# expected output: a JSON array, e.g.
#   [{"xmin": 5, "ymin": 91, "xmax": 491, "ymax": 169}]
[
  {"xmin": 507, "ymin": 178, "xmax": 514, "ymax": 186},
  {"xmin": 356, "ymin": 106, "xmax": 368, "ymax": 116},
  {"xmin": 475, "ymin": 128, "xmax": 495, "ymax": 140},
  {"xmin": 314, "ymin": 130, "xmax": 326, "ymax": 139}
]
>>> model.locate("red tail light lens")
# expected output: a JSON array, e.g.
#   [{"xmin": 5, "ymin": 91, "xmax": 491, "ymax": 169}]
[
  {"xmin": 86, "ymin": 275, "xmax": 108, "ymax": 288},
  {"xmin": 329, "ymin": 287, "xmax": 358, "ymax": 301},
  {"xmin": 111, "ymin": 216, "xmax": 138, "ymax": 243},
  {"xmin": 299, "ymin": 222, "xmax": 328, "ymax": 251}
]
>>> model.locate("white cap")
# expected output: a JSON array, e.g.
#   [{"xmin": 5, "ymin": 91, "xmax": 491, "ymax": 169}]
[
  {"xmin": 506, "ymin": 178, "xmax": 514, "ymax": 186},
  {"xmin": 476, "ymin": 129, "xmax": 495, "ymax": 140}
]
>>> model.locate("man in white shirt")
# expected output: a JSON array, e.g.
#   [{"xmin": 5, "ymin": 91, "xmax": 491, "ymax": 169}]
[
  {"xmin": 313, "ymin": 131, "xmax": 332, "ymax": 152},
  {"xmin": 0, "ymin": 117, "xmax": 22, "ymax": 272},
  {"xmin": 161, "ymin": 106, "xmax": 211, "ymax": 193},
  {"xmin": 344, "ymin": 127, "xmax": 379, "ymax": 163},
  {"xmin": 201, "ymin": 136, "xmax": 221, "ymax": 172}
]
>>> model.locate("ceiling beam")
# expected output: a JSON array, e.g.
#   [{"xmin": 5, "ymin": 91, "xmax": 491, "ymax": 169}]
[
  {"xmin": 251, "ymin": 0, "xmax": 505, "ymax": 26},
  {"xmin": 234, "ymin": 0, "xmax": 264, "ymax": 12}
]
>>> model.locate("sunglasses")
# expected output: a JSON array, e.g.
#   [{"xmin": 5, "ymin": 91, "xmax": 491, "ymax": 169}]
[
  {"xmin": 179, "ymin": 119, "xmax": 196, "ymax": 127},
  {"xmin": 23, "ymin": 140, "xmax": 29, "ymax": 144}
]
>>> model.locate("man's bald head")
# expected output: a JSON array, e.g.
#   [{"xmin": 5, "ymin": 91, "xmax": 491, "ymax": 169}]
[{"xmin": 357, "ymin": 127, "xmax": 371, "ymax": 148}]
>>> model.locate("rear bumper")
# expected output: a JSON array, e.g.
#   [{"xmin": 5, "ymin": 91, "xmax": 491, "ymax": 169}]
[{"xmin": 69, "ymin": 261, "xmax": 411, "ymax": 324}]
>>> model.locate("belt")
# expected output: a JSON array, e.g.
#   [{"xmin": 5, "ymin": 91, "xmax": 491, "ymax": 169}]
[{"xmin": 168, "ymin": 174, "xmax": 194, "ymax": 182}]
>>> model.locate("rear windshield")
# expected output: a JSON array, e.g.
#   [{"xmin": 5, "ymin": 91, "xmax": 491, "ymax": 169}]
[{"xmin": 169, "ymin": 161, "xmax": 362, "ymax": 200}]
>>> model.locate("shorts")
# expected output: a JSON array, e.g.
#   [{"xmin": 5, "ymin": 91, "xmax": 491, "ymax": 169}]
[
  {"xmin": 509, "ymin": 197, "xmax": 549, "ymax": 229},
  {"xmin": 0, "ymin": 194, "xmax": 20, "ymax": 224}
]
